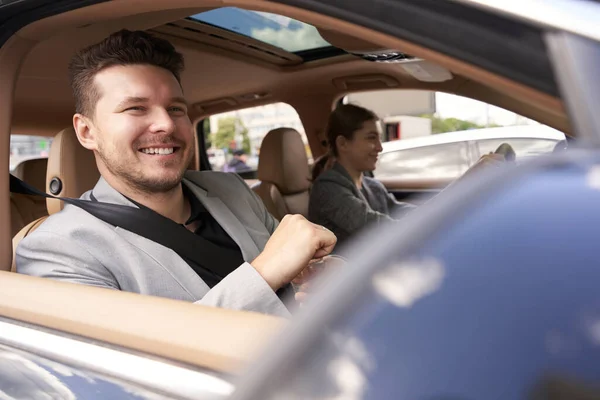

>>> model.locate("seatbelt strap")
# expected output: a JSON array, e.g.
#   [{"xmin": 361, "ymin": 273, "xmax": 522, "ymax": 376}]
[{"xmin": 10, "ymin": 174, "xmax": 242, "ymax": 287}]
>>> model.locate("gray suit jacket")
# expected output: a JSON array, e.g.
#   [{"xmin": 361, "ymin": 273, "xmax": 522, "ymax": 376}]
[
  {"xmin": 309, "ymin": 163, "xmax": 415, "ymax": 246},
  {"xmin": 16, "ymin": 171, "xmax": 290, "ymax": 317}
]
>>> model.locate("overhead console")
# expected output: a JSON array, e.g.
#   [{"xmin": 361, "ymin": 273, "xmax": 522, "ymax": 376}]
[{"xmin": 318, "ymin": 28, "xmax": 453, "ymax": 82}]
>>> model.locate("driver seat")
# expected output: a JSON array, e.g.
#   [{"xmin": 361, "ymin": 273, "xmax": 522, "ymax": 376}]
[
  {"xmin": 10, "ymin": 127, "xmax": 100, "ymax": 272},
  {"xmin": 10, "ymin": 126, "xmax": 200, "ymax": 272}
]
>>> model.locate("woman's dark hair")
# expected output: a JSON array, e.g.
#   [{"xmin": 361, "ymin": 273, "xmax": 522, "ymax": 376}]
[
  {"xmin": 311, "ymin": 103, "xmax": 378, "ymax": 181},
  {"xmin": 326, "ymin": 103, "xmax": 378, "ymax": 157},
  {"xmin": 311, "ymin": 153, "xmax": 331, "ymax": 182}
]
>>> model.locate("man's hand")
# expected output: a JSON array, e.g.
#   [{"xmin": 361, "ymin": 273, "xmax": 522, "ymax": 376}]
[
  {"xmin": 251, "ymin": 214, "xmax": 337, "ymax": 291},
  {"xmin": 292, "ymin": 256, "xmax": 346, "ymax": 305}
]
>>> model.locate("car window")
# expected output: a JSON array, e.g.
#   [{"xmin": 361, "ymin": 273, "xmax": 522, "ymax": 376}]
[
  {"xmin": 10, "ymin": 135, "xmax": 52, "ymax": 172},
  {"xmin": 375, "ymin": 142, "xmax": 470, "ymax": 180},
  {"xmin": 203, "ymin": 103, "xmax": 310, "ymax": 175},
  {"xmin": 342, "ymin": 90, "xmax": 566, "ymax": 181}
]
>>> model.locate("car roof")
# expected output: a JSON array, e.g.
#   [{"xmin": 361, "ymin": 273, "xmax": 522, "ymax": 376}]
[
  {"xmin": 381, "ymin": 124, "xmax": 567, "ymax": 153},
  {"xmin": 6, "ymin": 3, "xmax": 572, "ymax": 138}
]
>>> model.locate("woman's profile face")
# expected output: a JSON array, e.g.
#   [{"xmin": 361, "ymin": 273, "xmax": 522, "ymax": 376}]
[{"xmin": 338, "ymin": 119, "xmax": 383, "ymax": 172}]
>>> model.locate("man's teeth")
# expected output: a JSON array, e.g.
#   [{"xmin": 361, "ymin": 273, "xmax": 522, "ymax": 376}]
[{"xmin": 141, "ymin": 148, "xmax": 174, "ymax": 155}]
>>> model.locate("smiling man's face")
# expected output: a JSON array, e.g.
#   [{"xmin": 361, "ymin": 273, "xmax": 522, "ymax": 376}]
[{"xmin": 76, "ymin": 63, "xmax": 194, "ymax": 194}]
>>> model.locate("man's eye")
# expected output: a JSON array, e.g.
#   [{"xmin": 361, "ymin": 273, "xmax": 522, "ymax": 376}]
[
  {"xmin": 169, "ymin": 106, "xmax": 186, "ymax": 113},
  {"xmin": 126, "ymin": 106, "xmax": 145, "ymax": 111}
]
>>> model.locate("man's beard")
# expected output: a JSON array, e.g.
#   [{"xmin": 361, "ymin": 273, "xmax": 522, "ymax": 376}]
[{"xmin": 96, "ymin": 140, "xmax": 190, "ymax": 195}]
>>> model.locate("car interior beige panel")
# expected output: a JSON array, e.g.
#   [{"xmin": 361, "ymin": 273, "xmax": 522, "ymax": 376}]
[
  {"xmin": 0, "ymin": 271, "xmax": 284, "ymax": 373},
  {"xmin": 0, "ymin": 34, "xmax": 37, "ymax": 272},
  {"xmin": 10, "ymin": 158, "xmax": 49, "ymax": 237},
  {"xmin": 318, "ymin": 28, "xmax": 383, "ymax": 53},
  {"xmin": 288, "ymin": 93, "xmax": 339, "ymax": 157}
]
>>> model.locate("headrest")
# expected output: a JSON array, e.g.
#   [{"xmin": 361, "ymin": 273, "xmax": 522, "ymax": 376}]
[
  {"xmin": 13, "ymin": 157, "xmax": 48, "ymax": 192},
  {"xmin": 257, "ymin": 128, "xmax": 310, "ymax": 194},
  {"xmin": 46, "ymin": 127, "xmax": 100, "ymax": 215}
]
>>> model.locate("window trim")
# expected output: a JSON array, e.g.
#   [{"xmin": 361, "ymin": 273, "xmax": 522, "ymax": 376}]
[{"xmin": 0, "ymin": 317, "xmax": 234, "ymax": 399}]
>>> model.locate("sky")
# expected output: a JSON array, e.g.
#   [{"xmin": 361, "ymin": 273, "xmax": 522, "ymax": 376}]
[{"xmin": 435, "ymin": 92, "xmax": 536, "ymax": 126}]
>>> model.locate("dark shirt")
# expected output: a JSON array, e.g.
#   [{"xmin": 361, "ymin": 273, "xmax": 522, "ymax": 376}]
[
  {"xmin": 181, "ymin": 183, "xmax": 245, "ymax": 282},
  {"xmin": 183, "ymin": 184, "xmax": 293, "ymax": 304}
]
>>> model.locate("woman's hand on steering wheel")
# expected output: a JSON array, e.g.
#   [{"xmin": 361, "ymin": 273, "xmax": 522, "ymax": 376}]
[{"xmin": 493, "ymin": 142, "xmax": 516, "ymax": 162}]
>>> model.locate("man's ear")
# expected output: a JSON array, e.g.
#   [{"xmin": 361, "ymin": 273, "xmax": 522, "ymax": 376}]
[{"xmin": 73, "ymin": 113, "xmax": 97, "ymax": 151}]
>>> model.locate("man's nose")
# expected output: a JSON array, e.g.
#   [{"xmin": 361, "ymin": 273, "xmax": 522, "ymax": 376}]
[
  {"xmin": 375, "ymin": 139, "xmax": 383, "ymax": 152},
  {"xmin": 149, "ymin": 108, "xmax": 176, "ymax": 134}
]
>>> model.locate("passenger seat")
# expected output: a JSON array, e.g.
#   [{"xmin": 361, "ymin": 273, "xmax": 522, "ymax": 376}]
[
  {"xmin": 10, "ymin": 158, "xmax": 48, "ymax": 237},
  {"xmin": 253, "ymin": 128, "xmax": 311, "ymax": 220}
]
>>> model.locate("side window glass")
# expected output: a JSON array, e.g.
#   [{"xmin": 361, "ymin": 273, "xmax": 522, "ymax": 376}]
[
  {"xmin": 10, "ymin": 135, "xmax": 52, "ymax": 171},
  {"xmin": 476, "ymin": 138, "xmax": 560, "ymax": 161},
  {"xmin": 342, "ymin": 90, "xmax": 566, "ymax": 181},
  {"xmin": 375, "ymin": 142, "xmax": 469, "ymax": 180},
  {"xmin": 204, "ymin": 103, "xmax": 310, "ymax": 175}
]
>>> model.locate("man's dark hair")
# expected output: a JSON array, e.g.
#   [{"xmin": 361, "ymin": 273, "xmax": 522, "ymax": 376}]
[{"xmin": 68, "ymin": 29, "xmax": 185, "ymax": 117}]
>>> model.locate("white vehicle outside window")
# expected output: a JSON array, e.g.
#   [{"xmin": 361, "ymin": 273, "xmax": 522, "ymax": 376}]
[{"xmin": 375, "ymin": 125, "xmax": 566, "ymax": 180}]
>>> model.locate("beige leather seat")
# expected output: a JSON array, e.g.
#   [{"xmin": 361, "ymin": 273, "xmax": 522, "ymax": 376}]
[
  {"xmin": 10, "ymin": 158, "xmax": 49, "ymax": 237},
  {"xmin": 10, "ymin": 127, "xmax": 100, "ymax": 272},
  {"xmin": 10, "ymin": 126, "xmax": 201, "ymax": 272},
  {"xmin": 253, "ymin": 128, "xmax": 311, "ymax": 220}
]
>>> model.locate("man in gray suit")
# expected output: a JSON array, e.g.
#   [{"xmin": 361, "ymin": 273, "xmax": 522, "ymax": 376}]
[{"xmin": 16, "ymin": 30, "xmax": 335, "ymax": 317}]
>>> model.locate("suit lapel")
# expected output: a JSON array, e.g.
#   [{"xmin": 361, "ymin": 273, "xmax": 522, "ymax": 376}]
[
  {"xmin": 88, "ymin": 177, "xmax": 137, "ymax": 207},
  {"xmin": 87, "ymin": 177, "xmax": 209, "ymax": 300},
  {"xmin": 182, "ymin": 178, "xmax": 260, "ymax": 261}
]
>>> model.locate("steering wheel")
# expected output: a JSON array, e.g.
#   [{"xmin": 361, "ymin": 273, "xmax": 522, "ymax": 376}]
[{"xmin": 494, "ymin": 142, "xmax": 516, "ymax": 162}]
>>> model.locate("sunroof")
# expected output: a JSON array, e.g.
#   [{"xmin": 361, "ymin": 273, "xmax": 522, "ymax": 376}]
[{"xmin": 189, "ymin": 7, "xmax": 333, "ymax": 54}]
